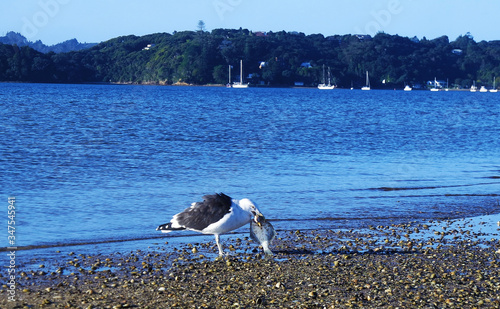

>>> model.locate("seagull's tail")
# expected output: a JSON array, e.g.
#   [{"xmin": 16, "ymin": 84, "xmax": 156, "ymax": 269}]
[{"xmin": 156, "ymin": 222, "xmax": 185, "ymax": 233}]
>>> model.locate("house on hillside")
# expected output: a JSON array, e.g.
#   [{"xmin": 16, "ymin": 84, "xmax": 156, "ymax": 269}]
[{"xmin": 355, "ymin": 34, "xmax": 372, "ymax": 41}]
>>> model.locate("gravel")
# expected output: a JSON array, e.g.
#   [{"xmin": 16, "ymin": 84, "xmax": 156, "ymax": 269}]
[{"xmin": 2, "ymin": 217, "xmax": 499, "ymax": 308}]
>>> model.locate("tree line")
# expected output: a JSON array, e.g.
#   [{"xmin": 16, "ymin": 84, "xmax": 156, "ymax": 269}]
[{"xmin": 1, "ymin": 29, "xmax": 499, "ymax": 88}]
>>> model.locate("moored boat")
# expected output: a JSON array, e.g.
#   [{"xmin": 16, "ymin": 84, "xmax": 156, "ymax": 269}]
[
  {"xmin": 318, "ymin": 65, "xmax": 335, "ymax": 89},
  {"xmin": 490, "ymin": 77, "xmax": 498, "ymax": 93},
  {"xmin": 470, "ymin": 81, "xmax": 477, "ymax": 92},
  {"xmin": 232, "ymin": 60, "xmax": 248, "ymax": 88},
  {"xmin": 361, "ymin": 71, "xmax": 371, "ymax": 90},
  {"xmin": 430, "ymin": 77, "xmax": 439, "ymax": 91}
]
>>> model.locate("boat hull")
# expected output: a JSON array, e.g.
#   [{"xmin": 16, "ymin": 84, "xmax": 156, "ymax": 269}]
[
  {"xmin": 318, "ymin": 84, "xmax": 335, "ymax": 90},
  {"xmin": 232, "ymin": 83, "xmax": 248, "ymax": 88}
]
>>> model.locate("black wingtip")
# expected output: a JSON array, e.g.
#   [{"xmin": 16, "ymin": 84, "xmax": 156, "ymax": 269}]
[
  {"xmin": 156, "ymin": 223, "xmax": 170, "ymax": 231},
  {"xmin": 157, "ymin": 223, "xmax": 185, "ymax": 231}
]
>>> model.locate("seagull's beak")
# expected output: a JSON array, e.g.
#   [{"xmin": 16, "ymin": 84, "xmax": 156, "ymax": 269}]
[{"xmin": 253, "ymin": 213, "xmax": 265, "ymax": 227}]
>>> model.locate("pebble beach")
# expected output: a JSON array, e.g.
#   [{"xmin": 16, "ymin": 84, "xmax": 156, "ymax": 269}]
[{"xmin": 2, "ymin": 215, "xmax": 499, "ymax": 309}]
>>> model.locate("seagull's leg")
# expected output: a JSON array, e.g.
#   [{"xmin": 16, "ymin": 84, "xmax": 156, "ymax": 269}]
[{"xmin": 215, "ymin": 234, "xmax": 224, "ymax": 256}]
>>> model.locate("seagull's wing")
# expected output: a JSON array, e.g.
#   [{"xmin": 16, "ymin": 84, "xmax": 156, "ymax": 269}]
[{"xmin": 172, "ymin": 193, "xmax": 233, "ymax": 231}]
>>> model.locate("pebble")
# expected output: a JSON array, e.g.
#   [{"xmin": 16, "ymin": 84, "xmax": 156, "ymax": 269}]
[{"xmin": 4, "ymin": 219, "xmax": 500, "ymax": 308}]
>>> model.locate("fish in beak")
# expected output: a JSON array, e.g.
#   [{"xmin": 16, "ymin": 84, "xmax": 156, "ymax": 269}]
[{"xmin": 253, "ymin": 213, "xmax": 265, "ymax": 227}]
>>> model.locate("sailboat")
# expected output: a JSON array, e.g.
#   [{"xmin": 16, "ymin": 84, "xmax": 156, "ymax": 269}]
[
  {"xmin": 470, "ymin": 81, "xmax": 477, "ymax": 92},
  {"xmin": 490, "ymin": 77, "xmax": 498, "ymax": 93},
  {"xmin": 479, "ymin": 85, "xmax": 488, "ymax": 92},
  {"xmin": 361, "ymin": 71, "xmax": 371, "ymax": 90},
  {"xmin": 318, "ymin": 65, "xmax": 335, "ymax": 89},
  {"xmin": 430, "ymin": 77, "xmax": 439, "ymax": 91},
  {"xmin": 233, "ymin": 60, "xmax": 248, "ymax": 88},
  {"xmin": 226, "ymin": 65, "xmax": 232, "ymax": 87}
]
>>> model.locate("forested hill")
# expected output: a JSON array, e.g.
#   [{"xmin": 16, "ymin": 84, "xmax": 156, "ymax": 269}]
[{"xmin": 1, "ymin": 29, "xmax": 499, "ymax": 88}]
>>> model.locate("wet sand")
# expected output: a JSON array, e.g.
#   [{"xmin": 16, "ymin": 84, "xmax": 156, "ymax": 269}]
[{"xmin": 2, "ymin": 215, "xmax": 499, "ymax": 308}]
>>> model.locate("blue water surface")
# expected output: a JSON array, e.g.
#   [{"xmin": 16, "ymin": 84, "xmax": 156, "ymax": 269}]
[{"xmin": 1, "ymin": 83, "xmax": 499, "ymax": 248}]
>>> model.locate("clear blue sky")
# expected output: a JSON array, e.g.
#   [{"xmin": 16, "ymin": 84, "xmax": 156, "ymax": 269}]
[{"xmin": 1, "ymin": 0, "xmax": 499, "ymax": 45}]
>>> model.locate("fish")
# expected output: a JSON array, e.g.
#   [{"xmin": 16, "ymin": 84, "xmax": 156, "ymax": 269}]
[{"xmin": 250, "ymin": 217, "xmax": 276, "ymax": 255}]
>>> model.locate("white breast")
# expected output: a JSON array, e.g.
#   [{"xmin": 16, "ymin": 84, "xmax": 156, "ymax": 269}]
[{"xmin": 201, "ymin": 203, "xmax": 252, "ymax": 234}]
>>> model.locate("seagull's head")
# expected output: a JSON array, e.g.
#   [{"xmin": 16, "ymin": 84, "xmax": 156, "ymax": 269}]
[{"xmin": 239, "ymin": 198, "xmax": 265, "ymax": 226}]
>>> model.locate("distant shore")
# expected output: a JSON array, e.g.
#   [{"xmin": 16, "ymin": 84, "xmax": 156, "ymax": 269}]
[
  {"xmin": 4, "ymin": 80, "xmax": 496, "ymax": 92},
  {"xmin": 1, "ymin": 31, "xmax": 499, "ymax": 90},
  {"xmin": 3, "ymin": 214, "xmax": 499, "ymax": 308}
]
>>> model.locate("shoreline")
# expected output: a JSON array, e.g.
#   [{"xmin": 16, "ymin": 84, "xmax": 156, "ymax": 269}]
[
  {"xmin": 2, "ymin": 214, "xmax": 499, "ymax": 308},
  {"xmin": 2, "ymin": 80, "xmax": 497, "ymax": 92},
  {"xmin": 4, "ymin": 207, "xmax": 499, "ymax": 254}
]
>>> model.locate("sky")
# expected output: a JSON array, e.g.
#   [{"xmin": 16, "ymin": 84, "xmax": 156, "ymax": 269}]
[{"xmin": 1, "ymin": 0, "xmax": 499, "ymax": 45}]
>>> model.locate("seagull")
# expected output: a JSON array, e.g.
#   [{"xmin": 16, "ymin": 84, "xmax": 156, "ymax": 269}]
[{"xmin": 156, "ymin": 193, "xmax": 264, "ymax": 256}]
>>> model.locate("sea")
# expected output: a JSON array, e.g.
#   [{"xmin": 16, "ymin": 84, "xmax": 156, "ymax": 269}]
[{"xmin": 1, "ymin": 83, "xmax": 499, "ymax": 254}]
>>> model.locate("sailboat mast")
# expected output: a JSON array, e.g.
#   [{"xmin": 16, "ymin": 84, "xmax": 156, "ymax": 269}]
[
  {"xmin": 240, "ymin": 60, "xmax": 243, "ymax": 84},
  {"xmin": 322, "ymin": 64, "xmax": 326, "ymax": 84},
  {"xmin": 361, "ymin": 71, "xmax": 371, "ymax": 90}
]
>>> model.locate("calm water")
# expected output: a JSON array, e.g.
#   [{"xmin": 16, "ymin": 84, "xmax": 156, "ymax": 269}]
[{"xmin": 1, "ymin": 83, "xmax": 499, "ymax": 248}]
